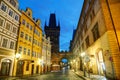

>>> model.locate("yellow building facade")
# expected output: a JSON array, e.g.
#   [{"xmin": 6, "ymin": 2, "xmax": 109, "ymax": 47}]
[{"xmin": 13, "ymin": 8, "xmax": 42, "ymax": 76}]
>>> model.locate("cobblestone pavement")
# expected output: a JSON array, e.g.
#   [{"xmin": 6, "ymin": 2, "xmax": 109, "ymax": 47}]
[{"xmin": 0, "ymin": 70, "xmax": 84, "ymax": 80}]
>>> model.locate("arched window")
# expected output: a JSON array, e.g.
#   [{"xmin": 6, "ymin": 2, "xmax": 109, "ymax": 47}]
[{"xmin": 10, "ymin": 0, "xmax": 16, "ymax": 7}]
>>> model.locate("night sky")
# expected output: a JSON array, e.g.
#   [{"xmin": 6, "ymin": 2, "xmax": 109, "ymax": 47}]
[{"xmin": 18, "ymin": 0, "xmax": 84, "ymax": 51}]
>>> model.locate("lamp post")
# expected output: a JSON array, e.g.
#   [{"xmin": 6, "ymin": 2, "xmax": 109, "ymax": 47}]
[{"xmin": 15, "ymin": 53, "xmax": 21, "ymax": 60}]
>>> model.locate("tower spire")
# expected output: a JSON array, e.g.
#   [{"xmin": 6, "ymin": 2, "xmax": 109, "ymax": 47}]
[{"xmin": 49, "ymin": 13, "xmax": 56, "ymax": 28}]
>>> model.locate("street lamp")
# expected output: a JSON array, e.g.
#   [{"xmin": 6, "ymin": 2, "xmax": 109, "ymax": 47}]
[{"xmin": 15, "ymin": 53, "xmax": 21, "ymax": 60}]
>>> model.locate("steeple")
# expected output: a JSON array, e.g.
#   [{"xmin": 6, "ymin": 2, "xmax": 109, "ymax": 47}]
[{"xmin": 49, "ymin": 13, "xmax": 56, "ymax": 28}]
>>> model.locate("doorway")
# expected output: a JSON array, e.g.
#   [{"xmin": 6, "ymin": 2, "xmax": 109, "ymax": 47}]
[
  {"xmin": 97, "ymin": 50, "xmax": 106, "ymax": 75},
  {"xmin": 0, "ymin": 59, "xmax": 11, "ymax": 76}
]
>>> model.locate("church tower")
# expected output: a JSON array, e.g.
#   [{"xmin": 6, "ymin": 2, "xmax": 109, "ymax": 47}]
[{"xmin": 44, "ymin": 13, "xmax": 60, "ymax": 53}]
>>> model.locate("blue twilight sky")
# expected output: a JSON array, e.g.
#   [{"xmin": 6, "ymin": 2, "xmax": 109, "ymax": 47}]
[{"xmin": 18, "ymin": 0, "xmax": 84, "ymax": 51}]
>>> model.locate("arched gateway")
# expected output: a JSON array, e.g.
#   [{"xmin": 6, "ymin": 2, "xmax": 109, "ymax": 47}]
[{"xmin": 51, "ymin": 52, "xmax": 72, "ymax": 71}]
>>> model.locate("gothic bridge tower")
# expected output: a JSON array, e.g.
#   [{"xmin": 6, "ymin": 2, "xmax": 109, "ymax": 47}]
[{"xmin": 44, "ymin": 13, "xmax": 60, "ymax": 53}]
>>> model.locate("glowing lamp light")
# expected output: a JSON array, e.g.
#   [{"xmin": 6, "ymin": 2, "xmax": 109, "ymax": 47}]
[
  {"xmin": 81, "ymin": 52, "xmax": 85, "ymax": 57},
  {"xmin": 16, "ymin": 53, "xmax": 21, "ymax": 59}
]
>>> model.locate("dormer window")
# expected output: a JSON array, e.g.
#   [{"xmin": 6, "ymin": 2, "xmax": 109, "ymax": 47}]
[
  {"xmin": 10, "ymin": 0, "xmax": 16, "ymax": 7},
  {"xmin": 28, "ymin": 12, "xmax": 31, "ymax": 16}
]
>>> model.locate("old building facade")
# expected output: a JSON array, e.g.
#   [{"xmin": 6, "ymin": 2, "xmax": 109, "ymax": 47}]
[
  {"xmin": 13, "ymin": 8, "xmax": 42, "ymax": 76},
  {"xmin": 0, "ymin": 0, "xmax": 21, "ymax": 76},
  {"xmin": 70, "ymin": 0, "xmax": 120, "ymax": 79},
  {"xmin": 42, "ymin": 34, "xmax": 51, "ymax": 73}
]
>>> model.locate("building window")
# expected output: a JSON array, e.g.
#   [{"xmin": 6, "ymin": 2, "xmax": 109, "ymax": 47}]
[
  {"xmin": 26, "ymin": 23, "xmax": 29, "ymax": 28},
  {"xmin": 1, "ymin": 3, "xmax": 7, "ymax": 12},
  {"xmin": 28, "ymin": 12, "xmax": 31, "ymax": 16},
  {"xmin": 2, "ymin": 38, "xmax": 8, "ymax": 48},
  {"xmin": 29, "ymin": 36, "xmax": 31, "ymax": 42},
  {"xmin": 10, "ymin": 41, "xmax": 14, "ymax": 49},
  {"xmin": 20, "ymin": 32, "xmax": 24, "ymax": 38},
  {"xmin": 22, "ymin": 19, "xmax": 25, "ymax": 25},
  {"xmin": 15, "ymin": 15, "xmax": 19, "ymax": 21},
  {"xmin": 6, "ymin": 23, "xmax": 11, "ymax": 30},
  {"xmin": 28, "ymin": 49, "xmax": 30, "ymax": 56},
  {"xmin": 32, "ymin": 51, "xmax": 34, "ymax": 57},
  {"xmin": 85, "ymin": 36, "xmax": 90, "ymax": 48},
  {"xmin": 25, "ymin": 34, "xmax": 28, "ymax": 40},
  {"xmin": 18, "ymin": 46, "xmax": 22, "ymax": 53},
  {"xmin": 30, "ymin": 25, "xmax": 32, "ymax": 30},
  {"xmin": 13, "ymin": 27, "xmax": 17, "ymax": 33},
  {"xmin": 26, "ymin": 62, "xmax": 29, "ymax": 71},
  {"xmin": 24, "ymin": 48, "xmax": 26, "ymax": 54},
  {"xmin": 0, "ymin": 18, "xmax": 4, "ymax": 26},
  {"xmin": 92, "ymin": 23, "xmax": 100, "ymax": 41},
  {"xmin": 9, "ymin": 9, "xmax": 13, "ymax": 17},
  {"xmin": 90, "ymin": 9, "xmax": 95, "ymax": 21},
  {"xmin": 10, "ymin": 0, "xmax": 16, "ymax": 7}
]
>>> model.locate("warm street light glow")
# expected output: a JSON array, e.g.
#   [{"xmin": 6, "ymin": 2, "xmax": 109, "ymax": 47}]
[
  {"xmin": 15, "ymin": 53, "xmax": 21, "ymax": 59},
  {"xmin": 73, "ymin": 60, "xmax": 76, "ymax": 62},
  {"xmin": 81, "ymin": 52, "xmax": 85, "ymax": 57}
]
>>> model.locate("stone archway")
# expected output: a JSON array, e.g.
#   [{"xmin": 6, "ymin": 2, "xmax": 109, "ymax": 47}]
[{"xmin": 51, "ymin": 52, "xmax": 72, "ymax": 71}]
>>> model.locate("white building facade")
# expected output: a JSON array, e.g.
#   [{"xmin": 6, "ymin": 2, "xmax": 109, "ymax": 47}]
[{"xmin": 0, "ymin": 0, "xmax": 21, "ymax": 76}]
